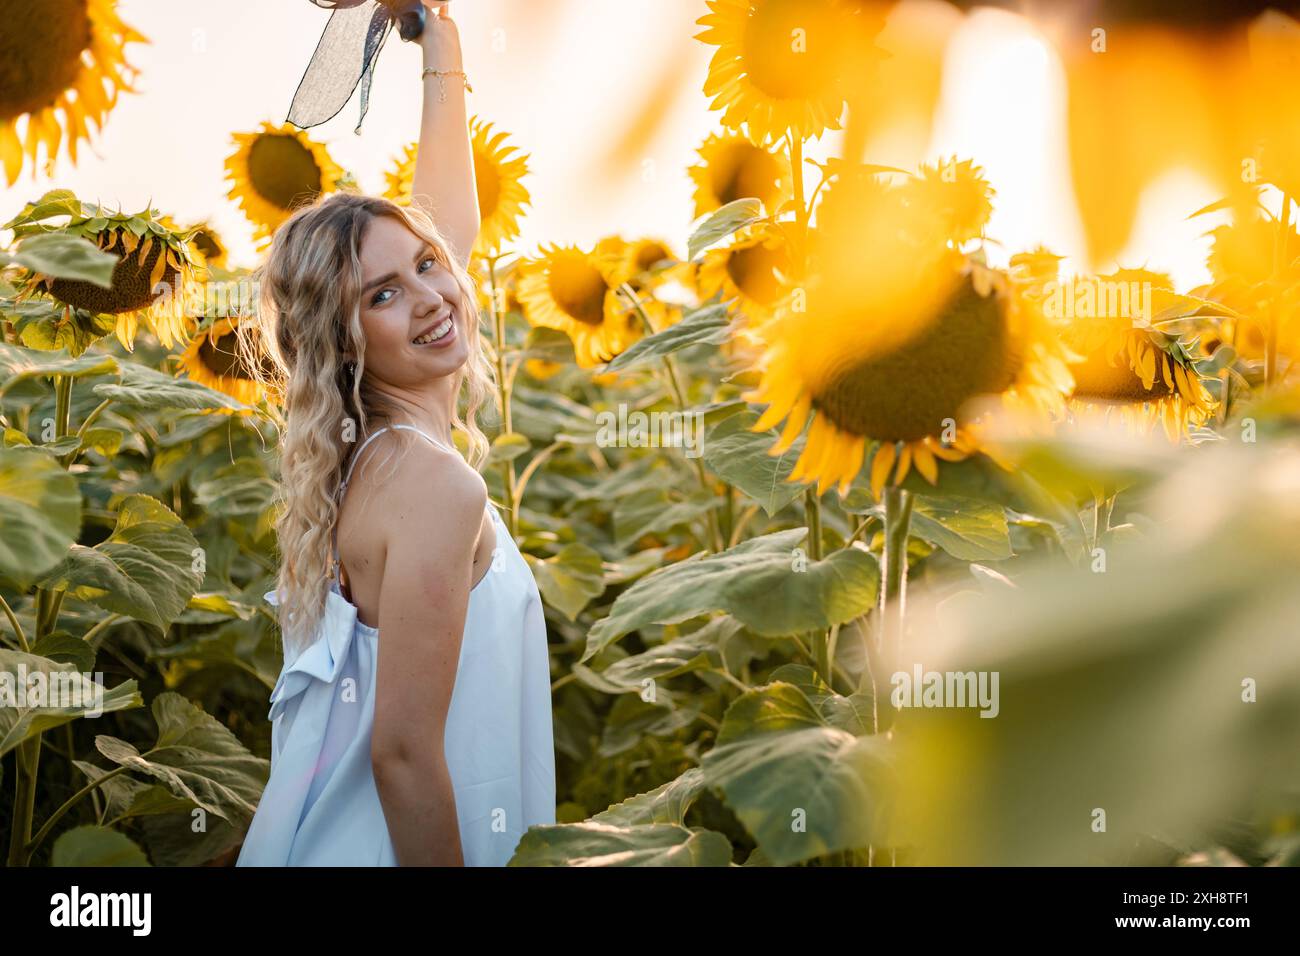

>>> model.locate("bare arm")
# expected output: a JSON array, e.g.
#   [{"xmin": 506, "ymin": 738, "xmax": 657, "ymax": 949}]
[
  {"xmin": 412, "ymin": 2, "xmax": 481, "ymax": 268},
  {"xmin": 369, "ymin": 439, "xmax": 487, "ymax": 866}
]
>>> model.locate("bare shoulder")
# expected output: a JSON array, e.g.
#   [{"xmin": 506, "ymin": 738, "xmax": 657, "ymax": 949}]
[{"xmin": 374, "ymin": 437, "xmax": 488, "ymax": 556}]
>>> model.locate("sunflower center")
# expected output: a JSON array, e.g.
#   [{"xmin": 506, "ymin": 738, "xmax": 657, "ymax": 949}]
[
  {"xmin": 474, "ymin": 150, "xmax": 501, "ymax": 220},
  {"xmin": 1070, "ymin": 349, "xmax": 1174, "ymax": 403},
  {"xmin": 811, "ymin": 274, "xmax": 1013, "ymax": 442},
  {"xmin": 635, "ymin": 243, "xmax": 671, "ymax": 272},
  {"xmin": 197, "ymin": 327, "xmax": 273, "ymax": 381},
  {"xmin": 727, "ymin": 243, "xmax": 788, "ymax": 306},
  {"xmin": 247, "ymin": 134, "xmax": 324, "ymax": 211},
  {"xmin": 48, "ymin": 228, "xmax": 179, "ymax": 316},
  {"xmin": 192, "ymin": 229, "xmax": 223, "ymax": 261},
  {"xmin": 549, "ymin": 258, "xmax": 609, "ymax": 326},
  {"xmin": 741, "ymin": 0, "xmax": 842, "ymax": 100},
  {"xmin": 715, "ymin": 144, "xmax": 780, "ymax": 208},
  {"xmin": 0, "ymin": 0, "xmax": 92, "ymax": 117}
]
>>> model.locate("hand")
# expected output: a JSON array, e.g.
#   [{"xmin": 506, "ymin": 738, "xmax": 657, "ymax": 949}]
[{"xmin": 419, "ymin": 2, "xmax": 462, "ymax": 70}]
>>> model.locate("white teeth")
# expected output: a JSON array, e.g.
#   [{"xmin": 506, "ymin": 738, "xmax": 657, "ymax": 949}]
[{"xmin": 412, "ymin": 315, "xmax": 453, "ymax": 345}]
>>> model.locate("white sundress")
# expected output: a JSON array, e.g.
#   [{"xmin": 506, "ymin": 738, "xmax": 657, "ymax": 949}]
[{"xmin": 236, "ymin": 424, "xmax": 557, "ymax": 866}]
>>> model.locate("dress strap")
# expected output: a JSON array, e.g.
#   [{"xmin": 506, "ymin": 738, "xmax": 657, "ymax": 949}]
[{"xmin": 386, "ymin": 422, "xmax": 456, "ymax": 455}]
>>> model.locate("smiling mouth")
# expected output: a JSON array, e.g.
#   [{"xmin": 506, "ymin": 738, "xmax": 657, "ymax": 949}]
[{"xmin": 412, "ymin": 311, "xmax": 454, "ymax": 345}]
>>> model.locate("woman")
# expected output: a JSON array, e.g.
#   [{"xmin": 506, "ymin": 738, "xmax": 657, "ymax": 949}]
[{"xmin": 236, "ymin": 2, "xmax": 556, "ymax": 866}]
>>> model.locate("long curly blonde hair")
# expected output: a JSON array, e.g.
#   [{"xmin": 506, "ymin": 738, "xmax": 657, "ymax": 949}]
[{"xmin": 240, "ymin": 192, "xmax": 495, "ymax": 654}]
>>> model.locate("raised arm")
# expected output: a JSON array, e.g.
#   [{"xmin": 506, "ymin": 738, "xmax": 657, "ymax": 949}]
[{"xmin": 411, "ymin": 2, "xmax": 481, "ymax": 268}]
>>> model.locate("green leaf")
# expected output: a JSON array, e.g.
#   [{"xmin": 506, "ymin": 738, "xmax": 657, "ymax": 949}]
[
  {"xmin": 38, "ymin": 495, "xmax": 204, "ymax": 631},
  {"xmin": 612, "ymin": 488, "xmax": 716, "ymax": 546},
  {"xmin": 150, "ymin": 622, "xmax": 280, "ymax": 690},
  {"xmin": 871, "ymin": 493, "xmax": 1013, "ymax": 561},
  {"xmin": 0, "ymin": 341, "xmax": 119, "ymax": 396},
  {"xmin": 0, "ymin": 650, "xmax": 142, "ymax": 757},
  {"xmin": 488, "ymin": 431, "xmax": 531, "ymax": 464},
  {"xmin": 590, "ymin": 767, "xmax": 709, "ymax": 827},
  {"xmin": 32, "ymin": 631, "xmax": 97, "ymax": 672},
  {"xmin": 93, "ymin": 362, "xmax": 250, "ymax": 413},
  {"xmin": 184, "ymin": 592, "xmax": 258, "ymax": 621},
  {"xmin": 598, "ymin": 694, "xmax": 701, "ymax": 756},
  {"xmin": 94, "ymin": 692, "xmax": 269, "ymax": 827},
  {"xmin": 583, "ymin": 531, "xmax": 879, "ymax": 661},
  {"xmin": 527, "ymin": 542, "xmax": 605, "ymax": 621},
  {"xmin": 8, "ymin": 299, "xmax": 117, "ymax": 356},
  {"xmin": 8, "ymin": 232, "xmax": 117, "ymax": 286},
  {"xmin": 192, "ymin": 460, "xmax": 277, "ymax": 518},
  {"xmin": 0, "ymin": 445, "xmax": 82, "ymax": 586},
  {"xmin": 50, "ymin": 826, "xmax": 151, "ymax": 866},
  {"xmin": 604, "ymin": 303, "xmax": 731, "ymax": 372},
  {"xmin": 598, "ymin": 629, "xmax": 719, "ymax": 689},
  {"xmin": 688, "ymin": 198, "xmax": 767, "ymax": 260},
  {"xmin": 2, "ymin": 189, "xmax": 85, "ymax": 229},
  {"xmin": 701, "ymin": 408, "xmax": 805, "ymax": 516},
  {"xmin": 79, "ymin": 427, "xmax": 124, "ymax": 458},
  {"xmin": 767, "ymin": 664, "xmax": 875, "ymax": 735},
  {"xmin": 893, "ymin": 437, "xmax": 1300, "ymax": 864},
  {"xmin": 509, "ymin": 822, "xmax": 733, "ymax": 866},
  {"xmin": 74, "ymin": 760, "xmax": 194, "ymax": 824},
  {"xmin": 702, "ymin": 681, "xmax": 893, "ymax": 865}
]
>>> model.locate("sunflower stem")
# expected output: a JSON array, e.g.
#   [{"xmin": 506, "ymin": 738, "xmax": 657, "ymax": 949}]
[
  {"xmin": 787, "ymin": 132, "xmax": 810, "ymax": 279},
  {"xmin": 618, "ymin": 283, "xmax": 724, "ymax": 552},
  {"xmin": 8, "ymin": 358, "xmax": 64, "ymax": 861},
  {"xmin": 0, "ymin": 591, "xmax": 28, "ymax": 652},
  {"xmin": 487, "ymin": 257, "xmax": 520, "ymax": 539},
  {"xmin": 874, "ymin": 486, "xmax": 914, "ymax": 733},
  {"xmin": 804, "ymin": 487, "xmax": 832, "ymax": 684}
]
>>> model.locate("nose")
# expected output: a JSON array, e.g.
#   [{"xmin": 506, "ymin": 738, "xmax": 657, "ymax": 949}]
[{"xmin": 415, "ymin": 282, "xmax": 446, "ymax": 315}]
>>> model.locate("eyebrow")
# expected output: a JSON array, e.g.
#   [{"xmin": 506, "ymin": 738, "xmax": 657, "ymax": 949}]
[{"xmin": 362, "ymin": 245, "xmax": 434, "ymax": 295}]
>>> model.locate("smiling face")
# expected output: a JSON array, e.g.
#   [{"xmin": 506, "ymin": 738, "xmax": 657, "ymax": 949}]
[{"xmin": 354, "ymin": 214, "xmax": 469, "ymax": 388}]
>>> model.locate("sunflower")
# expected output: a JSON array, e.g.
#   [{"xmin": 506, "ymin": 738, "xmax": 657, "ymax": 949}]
[
  {"xmin": 746, "ymin": 233, "xmax": 1070, "ymax": 498},
  {"xmin": 1064, "ymin": 269, "xmax": 1217, "ymax": 441},
  {"xmin": 695, "ymin": 0, "xmax": 860, "ymax": 145},
  {"xmin": 1197, "ymin": 216, "xmax": 1300, "ymax": 362},
  {"xmin": 902, "ymin": 157, "xmax": 996, "ymax": 247},
  {"xmin": 225, "ymin": 122, "xmax": 345, "ymax": 249},
  {"xmin": 695, "ymin": 222, "xmax": 796, "ymax": 328},
  {"xmin": 177, "ymin": 316, "xmax": 272, "ymax": 407},
  {"xmin": 383, "ymin": 116, "xmax": 531, "ymax": 259},
  {"xmin": 0, "ymin": 0, "xmax": 146, "ymax": 186},
  {"xmin": 599, "ymin": 235, "xmax": 695, "ymax": 325},
  {"xmin": 515, "ymin": 239, "xmax": 642, "ymax": 368},
  {"xmin": 5, "ymin": 192, "xmax": 203, "ymax": 351},
  {"xmin": 745, "ymin": 160, "xmax": 1072, "ymax": 498},
  {"xmin": 187, "ymin": 221, "xmax": 229, "ymax": 272},
  {"xmin": 688, "ymin": 131, "xmax": 792, "ymax": 219},
  {"xmin": 523, "ymin": 358, "xmax": 564, "ymax": 381}
]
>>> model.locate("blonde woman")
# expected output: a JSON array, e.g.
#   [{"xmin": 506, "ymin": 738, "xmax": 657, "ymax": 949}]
[{"xmin": 236, "ymin": 2, "xmax": 555, "ymax": 866}]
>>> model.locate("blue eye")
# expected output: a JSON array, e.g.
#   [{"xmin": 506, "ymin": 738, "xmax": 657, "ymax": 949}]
[{"xmin": 369, "ymin": 254, "xmax": 436, "ymax": 306}]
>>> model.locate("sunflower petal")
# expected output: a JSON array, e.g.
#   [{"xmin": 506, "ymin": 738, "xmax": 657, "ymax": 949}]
[{"xmin": 870, "ymin": 442, "xmax": 896, "ymax": 501}]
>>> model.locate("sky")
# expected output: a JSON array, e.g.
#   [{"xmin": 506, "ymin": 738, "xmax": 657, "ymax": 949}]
[{"xmin": 1, "ymin": 0, "xmax": 1226, "ymax": 288}]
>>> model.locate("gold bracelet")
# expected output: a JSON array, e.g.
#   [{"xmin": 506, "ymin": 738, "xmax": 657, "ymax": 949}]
[{"xmin": 421, "ymin": 68, "xmax": 472, "ymax": 103}]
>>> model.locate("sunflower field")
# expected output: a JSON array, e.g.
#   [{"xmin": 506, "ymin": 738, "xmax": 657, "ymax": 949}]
[{"xmin": 2, "ymin": 0, "xmax": 1300, "ymax": 871}]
